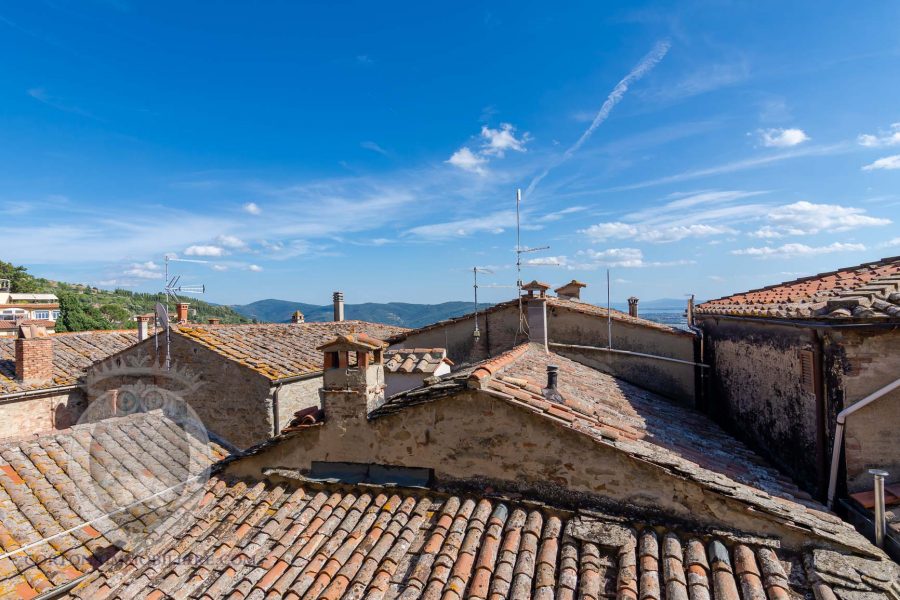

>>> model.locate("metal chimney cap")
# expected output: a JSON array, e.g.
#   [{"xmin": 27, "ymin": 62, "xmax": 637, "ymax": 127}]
[{"xmin": 868, "ymin": 469, "xmax": 890, "ymax": 477}]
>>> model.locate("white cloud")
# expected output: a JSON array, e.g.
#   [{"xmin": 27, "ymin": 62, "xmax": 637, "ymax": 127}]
[
  {"xmin": 211, "ymin": 264, "xmax": 229, "ymax": 272},
  {"xmin": 883, "ymin": 237, "xmax": 900, "ymax": 247},
  {"xmin": 525, "ymin": 256, "xmax": 564, "ymax": 266},
  {"xmin": 243, "ymin": 202, "xmax": 261, "ymax": 215},
  {"xmin": 750, "ymin": 200, "xmax": 891, "ymax": 237},
  {"xmin": 858, "ymin": 123, "xmax": 900, "ymax": 147},
  {"xmin": 184, "ymin": 245, "xmax": 226, "ymax": 257},
  {"xmin": 361, "ymin": 141, "xmax": 388, "ymax": 155},
  {"xmin": 708, "ymin": 275, "xmax": 726, "ymax": 283},
  {"xmin": 731, "ymin": 242, "xmax": 866, "ymax": 259},
  {"xmin": 537, "ymin": 206, "xmax": 587, "ymax": 222},
  {"xmin": 862, "ymin": 155, "xmax": 900, "ymax": 171},
  {"xmin": 123, "ymin": 262, "xmax": 163, "ymax": 279},
  {"xmin": 248, "ymin": 264, "xmax": 263, "ymax": 272},
  {"xmin": 215, "ymin": 234, "xmax": 247, "ymax": 249},
  {"xmin": 577, "ymin": 247, "xmax": 645, "ymax": 267},
  {"xmin": 446, "ymin": 147, "xmax": 488, "ymax": 175},
  {"xmin": 581, "ymin": 221, "xmax": 734, "ymax": 243},
  {"xmin": 758, "ymin": 128, "xmax": 809, "ymax": 148},
  {"xmin": 480, "ymin": 123, "xmax": 530, "ymax": 157},
  {"xmin": 406, "ymin": 210, "xmax": 515, "ymax": 239}
]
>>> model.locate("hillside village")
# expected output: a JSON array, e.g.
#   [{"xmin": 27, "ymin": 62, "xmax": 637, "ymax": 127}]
[{"xmin": 0, "ymin": 255, "xmax": 897, "ymax": 599}]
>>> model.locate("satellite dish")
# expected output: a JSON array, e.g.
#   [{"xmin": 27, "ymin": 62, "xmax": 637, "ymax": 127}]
[{"xmin": 155, "ymin": 302, "xmax": 170, "ymax": 330}]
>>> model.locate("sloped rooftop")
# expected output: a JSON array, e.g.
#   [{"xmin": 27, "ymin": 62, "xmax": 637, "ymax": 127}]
[
  {"xmin": 174, "ymin": 322, "xmax": 408, "ymax": 381},
  {"xmin": 0, "ymin": 330, "xmax": 136, "ymax": 395},
  {"xmin": 373, "ymin": 344, "xmax": 871, "ymax": 554},
  {"xmin": 697, "ymin": 255, "xmax": 900, "ymax": 320},
  {"xmin": 0, "ymin": 411, "xmax": 232, "ymax": 599},
  {"xmin": 68, "ymin": 474, "xmax": 899, "ymax": 600}
]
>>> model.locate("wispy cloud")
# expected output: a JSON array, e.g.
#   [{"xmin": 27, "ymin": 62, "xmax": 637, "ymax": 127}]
[
  {"xmin": 406, "ymin": 210, "xmax": 516, "ymax": 239},
  {"xmin": 572, "ymin": 247, "xmax": 694, "ymax": 269},
  {"xmin": 446, "ymin": 147, "xmax": 488, "ymax": 175},
  {"xmin": 749, "ymin": 200, "xmax": 890, "ymax": 237},
  {"xmin": 581, "ymin": 222, "xmax": 735, "ymax": 243},
  {"xmin": 651, "ymin": 60, "xmax": 749, "ymax": 102},
  {"xmin": 525, "ymin": 39, "xmax": 671, "ymax": 197},
  {"xmin": 858, "ymin": 122, "xmax": 900, "ymax": 147},
  {"xmin": 184, "ymin": 245, "xmax": 226, "ymax": 257},
  {"xmin": 361, "ymin": 141, "xmax": 389, "ymax": 156},
  {"xmin": 862, "ymin": 155, "xmax": 900, "ymax": 171},
  {"xmin": 27, "ymin": 88, "xmax": 102, "ymax": 120},
  {"xmin": 731, "ymin": 242, "xmax": 866, "ymax": 259},
  {"xmin": 757, "ymin": 128, "xmax": 809, "ymax": 147}
]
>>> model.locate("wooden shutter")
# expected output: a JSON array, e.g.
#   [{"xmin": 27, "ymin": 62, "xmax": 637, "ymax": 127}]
[{"xmin": 799, "ymin": 349, "xmax": 816, "ymax": 394}]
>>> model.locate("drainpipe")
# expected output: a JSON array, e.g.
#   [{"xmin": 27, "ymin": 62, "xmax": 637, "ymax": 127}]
[
  {"xmin": 870, "ymin": 469, "xmax": 889, "ymax": 548},
  {"xmin": 827, "ymin": 376, "xmax": 900, "ymax": 508},
  {"xmin": 272, "ymin": 383, "xmax": 283, "ymax": 436}
]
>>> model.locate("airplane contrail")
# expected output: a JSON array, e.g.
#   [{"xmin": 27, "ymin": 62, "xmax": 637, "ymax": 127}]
[{"xmin": 525, "ymin": 39, "xmax": 672, "ymax": 199}]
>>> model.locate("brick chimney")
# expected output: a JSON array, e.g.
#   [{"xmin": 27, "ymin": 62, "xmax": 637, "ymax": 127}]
[
  {"xmin": 207, "ymin": 318, "xmax": 221, "ymax": 325},
  {"xmin": 136, "ymin": 315, "xmax": 152, "ymax": 342},
  {"xmin": 554, "ymin": 280, "xmax": 587, "ymax": 302},
  {"xmin": 627, "ymin": 297, "xmax": 639, "ymax": 318},
  {"xmin": 333, "ymin": 291, "xmax": 344, "ymax": 322},
  {"xmin": 291, "ymin": 310, "xmax": 305, "ymax": 324},
  {"xmin": 176, "ymin": 302, "xmax": 190, "ymax": 324},
  {"xmin": 317, "ymin": 333, "xmax": 386, "ymax": 422},
  {"xmin": 15, "ymin": 325, "xmax": 53, "ymax": 384}
]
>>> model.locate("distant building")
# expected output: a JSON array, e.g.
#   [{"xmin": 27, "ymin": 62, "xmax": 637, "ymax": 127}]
[
  {"xmin": 0, "ymin": 279, "xmax": 60, "ymax": 336},
  {"xmin": 696, "ymin": 256, "xmax": 900, "ymax": 554},
  {"xmin": 387, "ymin": 281, "xmax": 701, "ymax": 405}
]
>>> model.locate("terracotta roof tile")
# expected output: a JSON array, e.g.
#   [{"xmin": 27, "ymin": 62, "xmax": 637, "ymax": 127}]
[
  {"xmin": 696, "ymin": 256, "xmax": 900, "ymax": 320},
  {"xmin": 0, "ymin": 330, "xmax": 137, "ymax": 396},
  {"xmin": 0, "ymin": 411, "xmax": 231, "ymax": 598},
  {"xmin": 78, "ymin": 476, "xmax": 889, "ymax": 600},
  {"xmin": 384, "ymin": 348, "xmax": 452, "ymax": 374},
  {"xmin": 173, "ymin": 322, "xmax": 407, "ymax": 381}
]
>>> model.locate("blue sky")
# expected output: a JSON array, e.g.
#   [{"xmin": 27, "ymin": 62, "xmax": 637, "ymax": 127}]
[{"xmin": 2, "ymin": 1, "xmax": 899, "ymax": 305}]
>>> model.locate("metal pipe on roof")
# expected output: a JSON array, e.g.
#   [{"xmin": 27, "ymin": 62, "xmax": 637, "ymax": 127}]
[
  {"xmin": 870, "ymin": 469, "xmax": 889, "ymax": 548},
  {"xmin": 273, "ymin": 383, "xmax": 282, "ymax": 436},
  {"xmin": 0, "ymin": 384, "xmax": 80, "ymax": 403},
  {"xmin": 549, "ymin": 343, "xmax": 710, "ymax": 369},
  {"xmin": 827, "ymin": 376, "xmax": 900, "ymax": 508}
]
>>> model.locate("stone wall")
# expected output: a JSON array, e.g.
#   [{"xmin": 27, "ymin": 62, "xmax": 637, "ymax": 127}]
[
  {"xmin": 87, "ymin": 335, "xmax": 274, "ymax": 449},
  {"xmin": 0, "ymin": 389, "xmax": 86, "ymax": 439},
  {"xmin": 824, "ymin": 327, "xmax": 900, "ymax": 493},
  {"xmin": 394, "ymin": 302, "xmax": 698, "ymax": 403},
  {"xmin": 274, "ymin": 376, "xmax": 323, "ymax": 432},
  {"xmin": 228, "ymin": 388, "xmax": 833, "ymax": 551}
]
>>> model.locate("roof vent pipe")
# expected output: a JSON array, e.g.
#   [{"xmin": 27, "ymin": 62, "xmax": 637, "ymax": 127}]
[
  {"xmin": 333, "ymin": 291, "xmax": 344, "ymax": 322},
  {"xmin": 543, "ymin": 365, "xmax": 563, "ymax": 404}
]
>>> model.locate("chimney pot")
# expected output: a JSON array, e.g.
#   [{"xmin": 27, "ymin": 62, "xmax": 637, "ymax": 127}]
[
  {"xmin": 333, "ymin": 291, "xmax": 345, "ymax": 322},
  {"xmin": 207, "ymin": 318, "xmax": 221, "ymax": 325},
  {"xmin": 627, "ymin": 296, "xmax": 639, "ymax": 318},
  {"xmin": 176, "ymin": 302, "xmax": 190, "ymax": 324},
  {"xmin": 291, "ymin": 310, "xmax": 305, "ymax": 324},
  {"xmin": 136, "ymin": 315, "xmax": 152, "ymax": 342},
  {"xmin": 543, "ymin": 364, "xmax": 563, "ymax": 403}
]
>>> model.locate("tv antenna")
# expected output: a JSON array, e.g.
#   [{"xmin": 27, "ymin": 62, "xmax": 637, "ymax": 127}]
[
  {"xmin": 154, "ymin": 255, "xmax": 208, "ymax": 369},
  {"xmin": 471, "ymin": 267, "xmax": 514, "ymax": 340},
  {"xmin": 514, "ymin": 188, "xmax": 558, "ymax": 342}
]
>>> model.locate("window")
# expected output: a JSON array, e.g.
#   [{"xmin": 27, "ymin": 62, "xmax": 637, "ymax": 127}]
[
  {"xmin": 308, "ymin": 461, "xmax": 432, "ymax": 487},
  {"xmin": 51, "ymin": 311, "xmax": 60, "ymax": 320},
  {"xmin": 34, "ymin": 311, "xmax": 50, "ymax": 320},
  {"xmin": 799, "ymin": 349, "xmax": 816, "ymax": 394}
]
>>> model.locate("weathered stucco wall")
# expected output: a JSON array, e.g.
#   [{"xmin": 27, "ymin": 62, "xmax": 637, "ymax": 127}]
[
  {"xmin": 824, "ymin": 328, "xmax": 900, "ymax": 493},
  {"xmin": 0, "ymin": 389, "xmax": 86, "ymax": 439},
  {"xmin": 227, "ymin": 388, "xmax": 830, "ymax": 551},
  {"xmin": 88, "ymin": 336, "xmax": 274, "ymax": 449},
  {"xmin": 699, "ymin": 318, "xmax": 822, "ymax": 494},
  {"xmin": 395, "ymin": 302, "xmax": 697, "ymax": 403}
]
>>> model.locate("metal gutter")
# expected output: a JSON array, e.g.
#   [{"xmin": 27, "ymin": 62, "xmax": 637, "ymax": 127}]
[
  {"xmin": 549, "ymin": 343, "xmax": 710, "ymax": 369},
  {"xmin": 270, "ymin": 372, "xmax": 322, "ymax": 386},
  {"xmin": 827, "ymin": 376, "xmax": 900, "ymax": 507},
  {"xmin": 272, "ymin": 383, "xmax": 283, "ymax": 436},
  {"xmin": 0, "ymin": 384, "xmax": 80, "ymax": 403}
]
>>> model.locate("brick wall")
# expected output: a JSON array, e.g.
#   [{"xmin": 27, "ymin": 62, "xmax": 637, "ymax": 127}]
[{"xmin": 0, "ymin": 389, "xmax": 87, "ymax": 439}]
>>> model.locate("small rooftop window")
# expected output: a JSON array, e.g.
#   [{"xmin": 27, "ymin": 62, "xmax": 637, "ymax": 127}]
[{"xmin": 308, "ymin": 461, "xmax": 432, "ymax": 487}]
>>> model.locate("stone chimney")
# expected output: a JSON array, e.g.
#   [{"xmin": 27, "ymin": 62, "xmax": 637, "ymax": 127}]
[
  {"xmin": 317, "ymin": 333, "xmax": 386, "ymax": 423},
  {"xmin": 521, "ymin": 280, "xmax": 551, "ymax": 299},
  {"xmin": 15, "ymin": 325, "xmax": 53, "ymax": 384},
  {"xmin": 176, "ymin": 302, "xmax": 190, "ymax": 324},
  {"xmin": 554, "ymin": 280, "xmax": 587, "ymax": 302},
  {"xmin": 627, "ymin": 297, "xmax": 639, "ymax": 318},
  {"xmin": 333, "ymin": 291, "xmax": 345, "ymax": 322},
  {"xmin": 291, "ymin": 310, "xmax": 305, "ymax": 324},
  {"xmin": 136, "ymin": 315, "xmax": 152, "ymax": 342},
  {"xmin": 207, "ymin": 318, "xmax": 221, "ymax": 325}
]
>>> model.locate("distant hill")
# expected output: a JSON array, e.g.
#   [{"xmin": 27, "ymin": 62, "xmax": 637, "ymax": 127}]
[
  {"xmin": 232, "ymin": 299, "xmax": 492, "ymax": 328},
  {"xmin": 610, "ymin": 297, "xmax": 691, "ymax": 311}
]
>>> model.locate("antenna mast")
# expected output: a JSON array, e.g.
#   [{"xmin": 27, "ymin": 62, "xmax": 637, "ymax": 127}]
[
  {"xmin": 157, "ymin": 255, "xmax": 208, "ymax": 370},
  {"xmin": 514, "ymin": 188, "xmax": 553, "ymax": 342}
]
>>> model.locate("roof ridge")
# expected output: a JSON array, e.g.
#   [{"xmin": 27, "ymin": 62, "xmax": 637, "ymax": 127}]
[{"xmin": 467, "ymin": 343, "xmax": 531, "ymax": 386}]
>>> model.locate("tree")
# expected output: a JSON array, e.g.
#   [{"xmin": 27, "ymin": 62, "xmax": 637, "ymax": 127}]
[
  {"xmin": 0, "ymin": 260, "xmax": 40, "ymax": 293},
  {"xmin": 99, "ymin": 303, "xmax": 131, "ymax": 327},
  {"xmin": 56, "ymin": 294, "xmax": 112, "ymax": 332}
]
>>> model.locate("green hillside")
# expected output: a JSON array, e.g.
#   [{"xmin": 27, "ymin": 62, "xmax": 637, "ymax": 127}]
[{"xmin": 0, "ymin": 260, "xmax": 249, "ymax": 332}]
